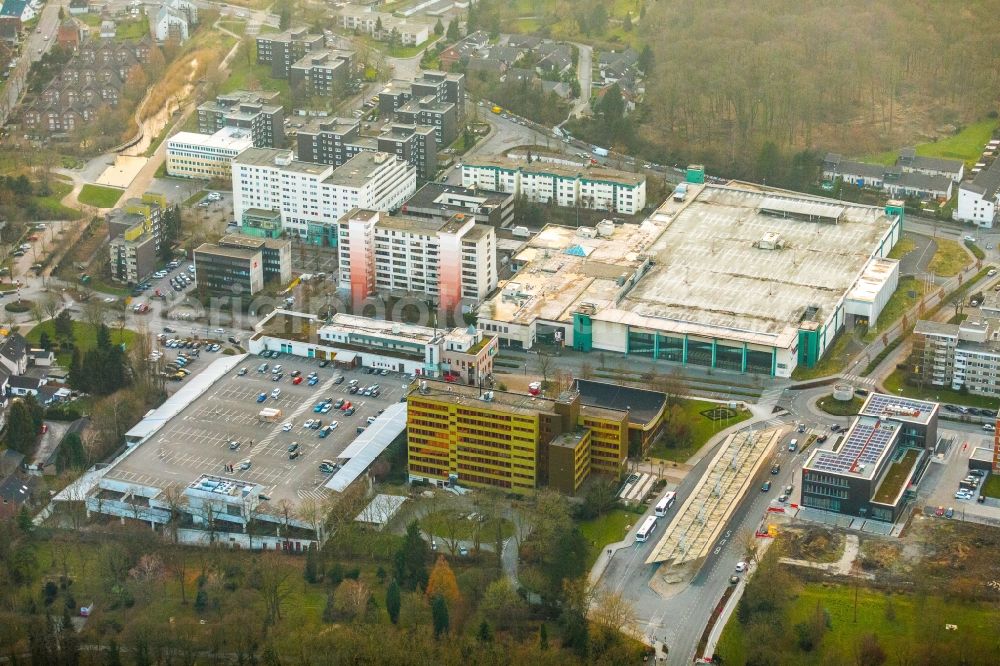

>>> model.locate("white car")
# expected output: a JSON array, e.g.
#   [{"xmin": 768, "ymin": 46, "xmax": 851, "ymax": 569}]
[
  {"xmin": 103, "ymin": 297, "xmax": 116, "ymax": 303},
  {"xmin": 964, "ymin": 235, "xmax": 976, "ymax": 242},
  {"xmin": 984, "ymin": 423, "xmax": 996, "ymax": 432},
  {"xmin": 955, "ymin": 490, "xmax": 973, "ymax": 500},
  {"xmin": 328, "ymin": 420, "xmax": 339, "ymax": 430},
  {"xmin": 735, "ymin": 561, "xmax": 748, "ymax": 573},
  {"xmin": 281, "ymin": 421, "xmax": 293, "ymax": 432},
  {"xmin": 270, "ymin": 388, "xmax": 281, "ymax": 398},
  {"xmin": 304, "ymin": 418, "xmax": 316, "ymax": 429}
]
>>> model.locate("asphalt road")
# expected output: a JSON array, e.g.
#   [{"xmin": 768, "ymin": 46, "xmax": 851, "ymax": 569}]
[{"xmin": 597, "ymin": 422, "xmax": 802, "ymax": 664}]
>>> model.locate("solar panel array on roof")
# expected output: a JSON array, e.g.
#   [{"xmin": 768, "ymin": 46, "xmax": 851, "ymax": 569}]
[
  {"xmin": 809, "ymin": 419, "xmax": 899, "ymax": 476},
  {"xmin": 860, "ymin": 393, "xmax": 935, "ymax": 423}
]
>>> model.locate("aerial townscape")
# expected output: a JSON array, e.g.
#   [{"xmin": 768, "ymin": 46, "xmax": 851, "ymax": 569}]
[{"xmin": 1, "ymin": 1, "xmax": 1000, "ymax": 664}]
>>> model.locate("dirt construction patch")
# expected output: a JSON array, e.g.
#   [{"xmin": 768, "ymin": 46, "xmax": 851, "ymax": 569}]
[{"xmin": 783, "ymin": 526, "xmax": 845, "ymax": 563}]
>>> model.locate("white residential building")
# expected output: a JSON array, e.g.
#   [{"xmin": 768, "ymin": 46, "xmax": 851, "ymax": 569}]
[
  {"xmin": 165, "ymin": 127, "xmax": 253, "ymax": 179},
  {"xmin": 337, "ymin": 7, "xmax": 431, "ymax": 46},
  {"xmin": 232, "ymin": 149, "xmax": 416, "ymax": 241},
  {"xmin": 462, "ymin": 156, "xmax": 646, "ymax": 215},
  {"xmin": 955, "ymin": 158, "xmax": 1000, "ymax": 228},
  {"xmin": 337, "ymin": 209, "xmax": 497, "ymax": 312}
]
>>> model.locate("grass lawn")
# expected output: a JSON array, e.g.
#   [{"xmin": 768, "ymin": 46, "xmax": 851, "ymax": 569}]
[
  {"xmin": 578, "ymin": 509, "xmax": 633, "ymax": 568},
  {"xmin": 928, "ymin": 238, "xmax": 972, "ymax": 277},
  {"xmin": 872, "ymin": 448, "xmax": 919, "ymax": 504},
  {"xmin": 862, "ymin": 118, "xmax": 999, "ymax": 168},
  {"xmin": 77, "ymin": 184, "xmax": 124, "ymax": 208},
  {"xmin": 887, "ymin": 236, "xmax": 915, "ymax": 260},
  {"xmin": 34, "ymin": 178, "xmax": 83, "ymax": 220},
  {"xmin": 25, "ymin": 320, "xmax": 136, "ymax": 365},
  {"xmin": 816, "ymin": 395, "xmax": 863, "ymax": 416},
  {"xmin": 648, "ymin": 399, "xmax": 752, "ymax": 462},
  {"xmin": 78, "ymin": 13, "xmax": 101, "ymax": 27},
  {"xmin": 861, "ymin": 277, "xmax": 930, "ymax": 342},
  {"xmin": 965, "ymin": 240, "xmax": 986, "ymax": 260},
  {"xmin": 716, "ymin": 581, "xmax": 999, "ymax": 665},
  {"xmin": 115, "ymin": 19, "xmax": 149, "ymax": 41},
  {"xmin": 217, "ymin": 20, "xmax": 247, "ymax": 35},
  {"xmin": 882, "ymin": 368, "xmax": 1000, "ymax": 410},
  {"xmin": 183, "ymin": 189, "xmax": 207, "ymax": 206},
  {"xmin": 980, "ymin": 474, "xmax": 1000, "ymax": 499},
  {"xmin": 792, "ymin": 330, "xmax": 854, "ymax": 380},
  {"xmin": 420, "ymin": 509, "xmax": 514, "ymax": 543},
  {"xmin": 220, "ymin": 57, "xmax": 290, "ymax": 100}
]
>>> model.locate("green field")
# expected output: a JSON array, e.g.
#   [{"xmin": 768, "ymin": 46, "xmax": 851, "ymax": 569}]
[
  {"xmin": 716, "ymin": 582, "xmax": 1000, "ymax": 665},
  {"xmin": 928, "ymin": 238, "xmax": 972, "ymax": 277},
  {"xmin": 25, "ymin": 320, "xmax": 136, "ymax": 365},
  {"xmin": 221, "ymin": 58, "xmax": 290, "ymax": 101},
  {"xmin": 578, "ymin": 509, "xmax": 633, "ymax": 568},
  {"xmin": 886, "ymin": 236, "xmax": 915, "ymax": 260},
  {"xmin": 863, "ymin": 118, "xmax": 1000, "ymax": 168},
  {"xmin": 33, "ymin": 179, "xmax": 83, "ymax": 220},
  {"xmin": 77, "ymin": 184, "xmax": 124, "ymax": 208},
  {"xmin": 420, "ymin": 509, "xmax": 514, "ymax": 544},
  {"xmin": 981, "ymin": 474, "xmax": 1000, "ymax": 499},
  {"xmin": 882, "ymin": 368, "xmax": 999, "ymax": 410},
  {"xmin": 648, "ymin": 399, "xmax": 751, "ymax": 462},
  {"xmin": 115, "ymin": 19, "xmax": 149, "ymax": 41},
  {"xmin": 861, "ymin": 277, "xmax": 930, "ymax": 343}
]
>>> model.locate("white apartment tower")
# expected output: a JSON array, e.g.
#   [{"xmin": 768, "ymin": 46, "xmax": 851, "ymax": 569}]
[
  {"xmin": 338, "ymin": 209, "xmax": 497, "ymax": 314},
  {"xmin": 232, "ymin": 149, "xmax": 416, "ymax": 241}
]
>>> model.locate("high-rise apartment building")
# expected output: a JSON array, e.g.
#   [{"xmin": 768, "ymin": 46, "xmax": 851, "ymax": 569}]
[
  {"xmin": 197, "ymin": 90, "xmax": 285, "ymax": 148},
  {"xmin": 256, "ymin": 27, "xmax": 325, "ymax": 79},
  {"xmin": 296, "ymin": 118, "xmax": 438, "ymax": 180},
  {"xmin": 337, "ymin": 209, "xmax": 497, "ymax": 312}
]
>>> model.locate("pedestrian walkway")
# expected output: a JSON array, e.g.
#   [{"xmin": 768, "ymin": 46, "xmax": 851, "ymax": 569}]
[{"xmin": 841, "ymin": 373, "xmax": 877, "ymax": 387}]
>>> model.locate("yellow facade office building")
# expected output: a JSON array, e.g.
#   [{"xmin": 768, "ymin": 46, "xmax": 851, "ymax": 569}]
[{"xmin": 406, "ymin": 380, "xmax": 628, "ymax": 494}]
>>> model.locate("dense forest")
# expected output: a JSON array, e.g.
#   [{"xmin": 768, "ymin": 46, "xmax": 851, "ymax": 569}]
[{"xmin": 635, "ymin": 0, "xmax": 1000, "ymax": 172}]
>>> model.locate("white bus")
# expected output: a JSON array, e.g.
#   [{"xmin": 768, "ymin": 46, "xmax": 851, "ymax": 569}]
[
  {"xmin": 655, "ymin": 491, "xmax": 677, "ymax": 517},
  {"xmin": 635, "ymin": 516, "xmax": 658, "ymax": 543}
]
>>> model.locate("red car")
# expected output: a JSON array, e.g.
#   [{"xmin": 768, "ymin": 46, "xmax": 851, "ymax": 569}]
[
  {"xmin": 292, "ymin": 376, "xmax": 303, "ymax": 385},
  {"xmin": 40, "ymin": 424, "xmax": 48, "ymax": 434},
  {"xmin": 341, "ymin": 401, "xmax": 352, "ymax": 411},
  {"xmin": 27, "ymin": 235, "xmax": 38, "ymax": 241}
]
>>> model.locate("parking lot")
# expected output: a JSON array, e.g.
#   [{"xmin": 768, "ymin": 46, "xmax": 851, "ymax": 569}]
[
  {"xmin": 922, "ymin": 426, "xmax": 994, "ymax": 514},
  {"xmin": 105, "ymin": 355, "xmax": 411, "ymax": 506}
]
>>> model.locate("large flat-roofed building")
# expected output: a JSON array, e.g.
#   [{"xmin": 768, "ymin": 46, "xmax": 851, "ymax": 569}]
[
  {"xmin": 572, "ymin": 378, "xmax": 668, "ymax": 456},
  {"xmin": 912, "ymin": 318, "xmax": 1000, "ymax": 396},
  {"xmin": 232, "ymin": 149, "xmax": 416, "ymax": 245},
  {"xmin": 477, "ymin": 183, "xmax": 902, "ymax": 378},
  {"xmin": 296, "ymin": 118, "xmax": 438, "ymax": 181},
  {"xmin": 801, "ymin": 393, "xmax": 938, "ymax": 522},
  {"xmin": 165, "ymin": 127, "xmax": 253, "ymax": 179},
  {"xmin": 198, "ymin": 90, "xmax": 285, "ymax": 148},
  {"xmin": 337, "ymin": 8, "xmax": 432, "ymax": 47},
  {"xmin": 462, "ymin": 156, "xmax": 647, "ymax": 215},
  {"xmin": 193, "ymin": 242, "xmax": 265, "ymax": 294},
  {"xmin": 378, "ymin": 71, "xmax": 465, "ymax": 146},
  {"xmin": 248, "ymin": 310, "xmax": 498, "ymax": 384},
  {"xmin": 256, "ymin": 27, "xmax": 325, "ymax": 78},
  {"xmin": 194, "ymin": 233, "xmax": 292, "ymax": 295},
  {"xmin": 338, "ymin": 209, "xmax": 497, "ymax": 313},
  {"xmin": 401, "ymin": 183, "xmax": 514, "ymax": 228},
  {"xmin": 80, "ymin": 355, "xmax": 362, "ymax": 551},
  {"xmin": 406, "ymin": 380, "xmax": 628, "ymax": 494}
]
